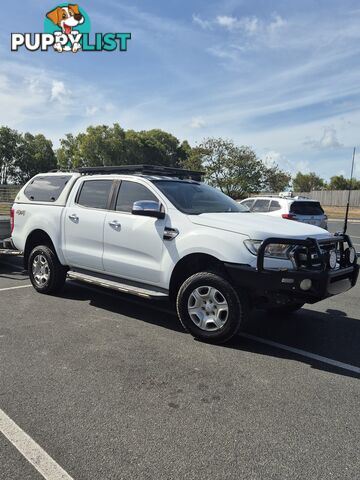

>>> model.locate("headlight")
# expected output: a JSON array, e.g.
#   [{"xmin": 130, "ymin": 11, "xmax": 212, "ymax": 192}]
[{"xmin": 244, "ymin": 239, "xmax": 291, "ymax": 259}]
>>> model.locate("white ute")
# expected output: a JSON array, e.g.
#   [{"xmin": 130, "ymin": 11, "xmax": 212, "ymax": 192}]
[{"xmin": 9, "ymin": 165, "xmax": 359, "ymax": 343}]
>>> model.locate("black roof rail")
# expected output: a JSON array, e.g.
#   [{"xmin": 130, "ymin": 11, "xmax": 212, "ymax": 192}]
[{"xmin": 77, "ymin": 165, "xmax": 204, "ymax": 181}]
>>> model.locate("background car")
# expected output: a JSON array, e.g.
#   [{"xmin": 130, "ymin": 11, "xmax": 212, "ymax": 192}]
[{"xmin": 239, "ymin": 195, "xmax": 328, "ymax": 230}]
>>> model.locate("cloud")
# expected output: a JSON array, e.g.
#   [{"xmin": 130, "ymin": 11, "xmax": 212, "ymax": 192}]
[
  {"xmin": 192, "ymin": 14, "xmax": 212, "ymax": 30},
  {"xmin": 193, "ymin": 12, "xmax": 286, "ymax": 37},
  {"xmin": 50, "ymin": 81, "xmax": 68, "ymax": 102},
  {"xmin": 304, "ymin": 126, "xmax": 343, "ymax": 149},
  {"xmin": 216, "ymin": 15, "xmax": 261, "ymax": 35},
  {"xmin": 0, "ymin": 53, "xmax": 121, "ymax": 145},
  {"xmin": 216, "ymin": 16, "xmax": 239, "ymax": 30},
  {"xmin": 261, "ymin": 150, "xmax": 300, "ymax": 174},
  {"xmin": 190, "ymin": 116, "xmax": 206, "ymax": 128},
  {"xmin": 85, "ymin": 106, "xmax": 99, "ymax": 116}
]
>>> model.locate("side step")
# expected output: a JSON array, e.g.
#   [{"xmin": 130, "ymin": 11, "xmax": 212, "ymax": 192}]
[
  {"xmin": 67, "ymin": 270, "xmax": 169, "ymax": 299},
  {"xmin": 0, "ymin": 248, "xmax": 22, "ymax": 256}
]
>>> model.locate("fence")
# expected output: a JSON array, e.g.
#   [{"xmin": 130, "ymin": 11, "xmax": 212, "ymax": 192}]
[
  {"xmin": 0, "ymin": 186, "xmax": 22, "ymax": 216},
  {"xmin": 294, "ymin": 190, "xmax": 360, "ymax": 207},
  {"xmin": 0, "ymin": 185, "xmax": 22, "ymax": 203}
]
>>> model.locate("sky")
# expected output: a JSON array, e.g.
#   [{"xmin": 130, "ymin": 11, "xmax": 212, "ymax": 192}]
[{"xmin": 2, "ymin": 0, "xmax": 360, "ymax": 180}]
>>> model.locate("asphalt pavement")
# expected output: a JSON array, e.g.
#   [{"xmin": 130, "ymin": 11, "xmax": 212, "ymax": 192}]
[
  {"xmin": 328, "ymin": 219, "xmax": 360, "ymax": 251},
  {"xmin": 0, "ymin": 255, "xmax": 360, "ymax": 480}
]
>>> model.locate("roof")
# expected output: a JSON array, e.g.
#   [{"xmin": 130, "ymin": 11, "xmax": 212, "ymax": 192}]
[{"xmin": 241, "ymin": 195, "xmax": 319, "ymax": 203}]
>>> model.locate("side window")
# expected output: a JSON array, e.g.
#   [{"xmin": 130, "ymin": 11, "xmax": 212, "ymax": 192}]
[
  {"xmin": 269, "ymin": 200, "xmax": 281, "ymax": 212},
  {"xmin": 24, "ymin": 175, "xmax": 71, "ymax": 202},
  {"xmin": 116, "ymin": 181, "xmax": 158, "ymax": 213},
  {"xmin": 77, "ymin": 180, "xmax": 113, "ymax": 209},
  {"xmin": 252, "ymin": 199, "xmax": 270, "ymax": 212},
  {"xmin": 242, "ymin": 199, "xmax": 255, "ymax": 210}
]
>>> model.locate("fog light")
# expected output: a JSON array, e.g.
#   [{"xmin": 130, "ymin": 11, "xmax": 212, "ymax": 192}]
[
  {"xmin": 344, "ymin": 247, "xmax": 357, "ymax": 265},
  {"xmin": 329, "ymin": 250, "xmax": 337, "ymax": 269},
  {"xmin": 300, "ymin": 279, "xmax": 312, "ymax": 291}
]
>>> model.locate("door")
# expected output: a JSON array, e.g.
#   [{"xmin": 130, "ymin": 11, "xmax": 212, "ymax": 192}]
[
  {"xmin": 252, "ymin": 199, "xmax": 270, "ymax": 213},
  {"xmin": 267, "ymin": 200, "xmax": 282, "ymax": 217},
  {"xmin": 64, "ymin": 179, "xmax": 113, "ymax": 271},
  {"xmin": 103, "ymin": 180, "xmax": 165, "ymax": 284}
]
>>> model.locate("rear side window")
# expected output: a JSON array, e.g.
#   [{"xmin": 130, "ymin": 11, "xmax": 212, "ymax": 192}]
[
  {"xmin": 242, "ymin": 199, "xmax": 255, "ymax": 210},
  {"xmin": 77, "ymin": 180, "xmax": 113, "ymax": 209},
  {"xmin": 290, "ymin": 201, "xmax": 324, "ymax": 215},
  {"xmin": 116, "ymin": 181, "xmax": 158, "ymax": 212},
  {"xmin": 269, "ymin": 200, "xmax": 281, "ymax": 212},
  {"xmin": 252, "ymin": 199, "xmax": 270, "ymax": 212},
  {"xmin": 24, "ymin": 175, "xmax": 71, "ymax": 202}
]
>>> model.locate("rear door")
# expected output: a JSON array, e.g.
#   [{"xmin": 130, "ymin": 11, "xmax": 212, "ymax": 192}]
[
  {"xmin": 267, "ymin": 199, "xmax": 282, "ymax": 216},
  {"xmin": 64, "ymin": 179, "xmax": 113, "ymax": 271},
  {"xmin": 103, "ymin": 180, "xmax": 165, "ymax": 284}
]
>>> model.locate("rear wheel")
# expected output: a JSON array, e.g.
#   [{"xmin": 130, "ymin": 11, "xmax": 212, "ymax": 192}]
[
  {"xmin": 176, "ymin": 271, "xmax": 247, "ymax": 344},
  {"xmin": 29, "ymin": 245, "xmax": 67, "ymax": 294}
]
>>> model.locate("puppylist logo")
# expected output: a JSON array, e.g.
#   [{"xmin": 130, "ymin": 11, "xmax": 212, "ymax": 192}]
[{"xmin": 11, "ymin": 3, "xmax": 131, "ymax": 53}]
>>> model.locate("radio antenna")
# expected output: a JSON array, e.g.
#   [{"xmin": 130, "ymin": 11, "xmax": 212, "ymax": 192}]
[{"xmin": 343, "ymin": 147, "xmax": 356, "ymax": 235}]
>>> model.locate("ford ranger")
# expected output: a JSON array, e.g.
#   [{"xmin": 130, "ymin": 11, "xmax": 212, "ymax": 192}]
[{"xmin": 8, "ymin": 165, "xmax": 359, "ymax": 343}]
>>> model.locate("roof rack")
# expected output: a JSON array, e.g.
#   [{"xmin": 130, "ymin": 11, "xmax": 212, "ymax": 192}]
[{"xmin": 77, "ymin": 165, "xmax": 204, "ymax": 181}]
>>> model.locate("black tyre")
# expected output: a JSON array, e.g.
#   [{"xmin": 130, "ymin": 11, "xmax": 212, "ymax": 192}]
[
  {"xmin": 176, "ymin": 271, "xmax": 247, "ymax": 344},
  {"xmin": 266, "ymin": 303, "xmax": 305, "ymax": 315},
  {"xmin": 28, "ymin": 245, "xmax": 67, "ymax": 294}
]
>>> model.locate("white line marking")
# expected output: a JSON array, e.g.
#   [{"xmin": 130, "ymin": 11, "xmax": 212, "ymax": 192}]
[
  {"xmin": 240, "ymin": 333, "xmax": 360, "ymax": 374},
  {"xmin": 327, "ymin": 219, "xmax": 360, "ymax": 224},
  {"xmin": 0, "ymin": 285, "xmax": 32, "ymax": 292},
  {"xmin": 0, "ymin": 408, "xmax": 74, "ymax": 480}
]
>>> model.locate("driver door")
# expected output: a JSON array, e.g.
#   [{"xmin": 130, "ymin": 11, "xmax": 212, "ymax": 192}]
[{"xmin": 103, "ymin": 180, "xmax": 165, "ymax": 284}]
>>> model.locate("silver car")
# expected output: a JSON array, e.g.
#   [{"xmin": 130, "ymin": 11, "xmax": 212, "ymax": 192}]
[{"xmin": 239, "ymin": 196, "xmax": 328, "ymax": 230}]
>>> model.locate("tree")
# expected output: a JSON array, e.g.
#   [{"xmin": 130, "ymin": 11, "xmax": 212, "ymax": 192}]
[
  {"xmin": 125, "ymin": 129, "xmax": 184, "ymax": 166},
  {"xmin": 57, "ymin": 124, "xmax": 127, "ymax": 169},
  {"xmin": 293, "ymin": 172, "xmax": 325, "ymax": 192},
  {"xmin": 327, "ymin": 175, "xmax": 360, "ymax": 190},
  {"xmin": 0, "ymin": 126, "xmax": 20, "ymax": 184},
  {"xmin": 263, "ymin": 163, "xmax": 291, "ymax": 192},
  {"xmin": 179, "ymin": 142, "xmax": 205, "ymax": 171},
  {"xmin": 197, "ymin": 138, "xmax": 264, "ymax": 198},
  {"xmin": 57, "ymin": 133, "xmax": 82, "ymax": 170},
  {"xmin": 11, "ymin": 133, "xmax": 56, "ymax": 184},
  {"xmin": 57, "ymin": 124, "xmax": 190, "ymax": 169}
]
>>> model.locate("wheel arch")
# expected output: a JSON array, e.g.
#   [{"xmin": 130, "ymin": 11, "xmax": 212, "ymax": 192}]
[
  {"xmin": 169, "ymin": 253, "xmax": 227, "ymax": 302},
  {"xmin": 24, "ymin": 229, "xmax": 58, "ymax": 269}
]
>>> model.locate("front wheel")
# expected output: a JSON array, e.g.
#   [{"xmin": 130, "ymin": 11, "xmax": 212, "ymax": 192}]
[
  {"xmin": 29, "ymin": 245, "xmax": 67, "ymax": 294},
  {"xmin": 176, "ymin": 272, "xmax": 247, "ymax": 344}
]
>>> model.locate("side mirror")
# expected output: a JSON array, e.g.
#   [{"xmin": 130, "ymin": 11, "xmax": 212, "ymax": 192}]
[{"xmin": 132, "ymin": 200, "xmax": 165, "ymax": 219}]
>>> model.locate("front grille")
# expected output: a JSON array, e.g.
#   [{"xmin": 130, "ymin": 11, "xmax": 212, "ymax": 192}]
[
  {"xmin": 257, "ymin": 234, "xmax": 356, "ymax": 274},
  {"xmin": 292, "ymin": 237, "xmax": 353, "ymax": 271}
]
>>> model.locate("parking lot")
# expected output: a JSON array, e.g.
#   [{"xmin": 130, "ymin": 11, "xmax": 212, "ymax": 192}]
[{"xmin": 1, "ymin": 238, "xmax": 360, "ymax": 480}]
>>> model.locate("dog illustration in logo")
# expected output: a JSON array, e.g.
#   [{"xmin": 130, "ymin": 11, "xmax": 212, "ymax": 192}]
[{"xmin": 46, "ymin": 4, "xmax": 84, "ymax": 52}]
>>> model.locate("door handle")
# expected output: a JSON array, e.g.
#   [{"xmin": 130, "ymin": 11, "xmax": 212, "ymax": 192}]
[
  {"xmin": 109, "ymin": 220, "xmax": 121, "ymax": 230},
  {"xmin": 69, "ymin": 214, "xmax": 79, "ymax": 223}
]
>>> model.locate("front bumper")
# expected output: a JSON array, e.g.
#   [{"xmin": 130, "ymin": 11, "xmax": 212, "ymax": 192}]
[{"xmin": 224, "ymin": 234, "xmax": 359, "ymax": 305}]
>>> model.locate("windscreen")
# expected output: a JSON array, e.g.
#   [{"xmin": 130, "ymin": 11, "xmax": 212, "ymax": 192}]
[
  {"xmin": 290, "ymin": 201, "xmax": 324, "ymax": 215},
  {"xmin": 153, "ymin": 180, "xmax": 248, "ymax": 214}
]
